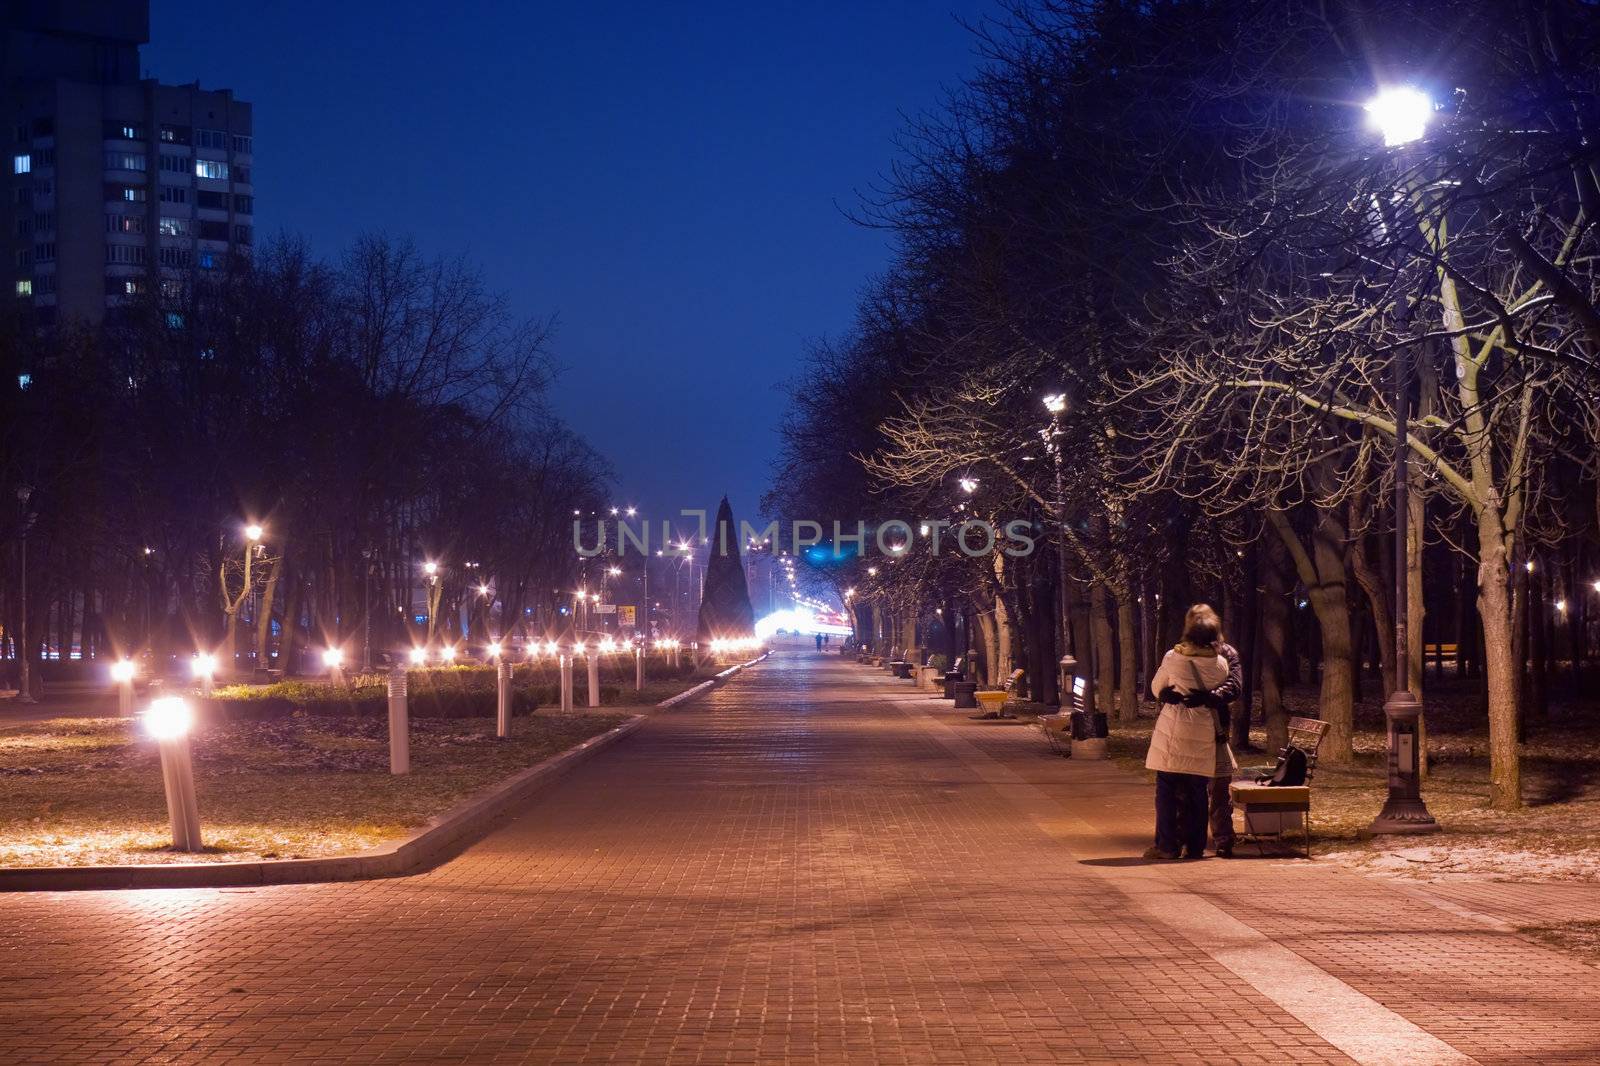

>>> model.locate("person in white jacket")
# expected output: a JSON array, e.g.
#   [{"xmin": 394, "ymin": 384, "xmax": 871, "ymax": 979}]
[{"xmin": 1143, "ymin": 615, "xmax": 1230, "ymax": 860}]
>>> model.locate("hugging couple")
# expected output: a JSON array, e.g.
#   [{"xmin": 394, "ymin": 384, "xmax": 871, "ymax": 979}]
[{"xmin": 1143, "ymin": 603, "xmax": 1241, "ymax": 861}]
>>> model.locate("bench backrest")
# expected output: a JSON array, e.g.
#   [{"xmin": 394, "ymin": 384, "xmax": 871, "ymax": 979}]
[
  {"xmin": 1284, "ymin": 716, "xmax": 1330, "ymax": 782},
  {"xmin": 1003, "ymin": 668, "xmax": 1025, "ymax": 693}
]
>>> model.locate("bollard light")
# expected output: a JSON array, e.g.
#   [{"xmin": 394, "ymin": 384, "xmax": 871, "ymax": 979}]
[
  {"xmin": 191, "ymin": 652, "xmax": 217, "ymax": 697},
  {"xmin": 387, "ymin": 663, "xmax": 410, "ymax": 774},
  {"xmin": 440, "ymin": 644, "xmax": 457, "ymax": 663},
  {"xmin": 111, "ymin": 659, "xmax": 137, "ymax": 717},
  {"xmin": 496, "ymin": 656, "xmax": 512, "ymax": 737},
  {"xmin": 587, "ymin": 642, "xmax": 602, "ymax": 708},
  {"xmin": 409, "ymin": 646, "xmax": 428, "ymax": 665},
  {"xmin": 143, "ymin": 696, "xmax": 202, "ymax": 852},
  {"xmin": 487, "ymin": 641, "xmax": 503, "ymax": 658},
  {"xmin": 322, "ymin": 646, "xmax": 345, "ymax": 685}
]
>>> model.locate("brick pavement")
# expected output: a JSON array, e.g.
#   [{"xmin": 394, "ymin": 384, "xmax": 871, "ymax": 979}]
[{"xmin": 0, "ymin": 647, "xmax": 1595, "ymax": 1063}]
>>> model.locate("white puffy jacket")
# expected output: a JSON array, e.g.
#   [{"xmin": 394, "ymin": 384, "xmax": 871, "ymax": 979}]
[{"xmin": 1144, "ymin": 646, "xmax": 1229, "ymax": 777}]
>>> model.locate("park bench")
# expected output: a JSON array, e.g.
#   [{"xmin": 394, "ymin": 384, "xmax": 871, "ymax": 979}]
[
  {"xmin": 942, "ymin": 656, "xmax": 966, "ymax": 699},
  {"xmin": 969, "ymin": 668, "xmax": 1025, "ymax": 720},
  {"xmin": 1424, "ymin": 642, "xmax": 1459, "ymax": 678},
  {"xmin": 1035, "ymin": 675, "xmax": 1087, "ymax": 756},
  {"xmin": 1229, "ymin": 716, "xmax": 1329, "ymax": 858}
]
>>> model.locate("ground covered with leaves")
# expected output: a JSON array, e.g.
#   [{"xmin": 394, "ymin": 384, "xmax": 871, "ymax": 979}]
[
  {"xmin": 1095, "ymin": 676, "xmax": 1600, "ymax": 884},
  {"xmin": 0, "ymin": 709, "xmax": 629, "ymax": 867}
]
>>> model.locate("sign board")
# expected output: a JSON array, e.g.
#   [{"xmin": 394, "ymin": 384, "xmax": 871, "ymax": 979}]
[
  {"xmin": 594, "ymin": 603, "xmax": 617, "ymax": 615},
  {"xmin": 618, "ymin": 606, "xmax": 636, "ymax": 626}
]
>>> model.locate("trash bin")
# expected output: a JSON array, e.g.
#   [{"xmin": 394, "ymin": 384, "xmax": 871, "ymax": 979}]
[
  {"xmin": 942, "ymin": 670, "xmax": 962, "ymax": 699},
  {"xmin": 953, "ymin": 680, "xmax": 978, "ymax": 709}
]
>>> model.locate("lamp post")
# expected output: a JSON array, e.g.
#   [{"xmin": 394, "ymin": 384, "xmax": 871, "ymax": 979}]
[
  {"xmin": 1044, "ymin": 393, "xmax": 1102, "ymax": 753},
  {"xmin": 490, "ymin": 641, "xmax": 511, "ymax": 738},
  {"xmin": 144, "ymin": 696, "xmax": 202, "ymax": 852},
  {"xmin": 244, "ymin": 524, "xmax": 264, "ymax": 671},
  {"xmin": 14, "ymin": 486, "xmax": 36, "ymax": 704},
  {"xmin": 1364, "ymin": 86, "xmax": 1439, "ymax": 835},
  {"xmin": 191, "ymin": 652, "xmax": 217, "ymax": 698},
  {"xmin": 361, "ymin": 546, "xmax": 374, "ymax": 673},
  {"xmin": 322, "ymin": 647, "xmax": 345, "ymax": 686},
  {"xmin": 111, "ymin": 658, "xmax": 137, "ymax": 717}
]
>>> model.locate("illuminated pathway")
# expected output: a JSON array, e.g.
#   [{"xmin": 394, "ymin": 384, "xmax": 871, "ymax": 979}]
[{"xmin": 4, "ymin": 647, "xmax": 1599, "ymax": 1063}]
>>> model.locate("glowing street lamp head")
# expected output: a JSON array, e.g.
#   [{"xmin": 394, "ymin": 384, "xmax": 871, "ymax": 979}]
[
  {"xmin": 190, "ymin": 653, "xmax": 216, "ymax": 678},
  {"xmin": 625, "ymin": 506, "xmax": 637, "ymax": 517},
  {"xmin": 408, "ymin": 646, "xmax": 429, "ymax": 665},
  {"xmin": 958, "ymin": 476, "xmax": 979, "ymax": 494},
  {"xmin": 110, "ymin": 659, "xmax": 137, "ymax": 684},
  {"xmin": 322, "ymin": 647, "xmax": 344, "ymax": 668},
  {"xmin": 607, "ymin": 566, "xmax": 622, "ymax": 577},
  {"xmin": 423, "ymin": 561, "xmax": 439, "ymax": 577},
  {"xmin": 544, "ymin": 640, "xmax": 560, "ymax": 656},
  {"xmin": 244, "ymin": 523, "xmax": 263, "ymax": 542},
  {"xmin": 1042, "ymin": 393, "xmax": 1067, "ymax": 414},
  {"xmin": 439, "ymin": 645, "xmax": 457, "ymax": 663},
  {"xmin": 144, "ymin": 696, "xmax": 194, "ymax": 740},
  {"xmin": 478, "ymin": 584, "xmax": 490, "ymax": 596},
  {"xmin": 599, "ymin": 637, "xmax": 616, "ymax": 653},
  {"xmin": 1365, "ymin": 87, "xmax": 1432, "ymax": 147},
  {"xmin": 867, "ymin": 567, "xmax": 878, "ymax": 577}
]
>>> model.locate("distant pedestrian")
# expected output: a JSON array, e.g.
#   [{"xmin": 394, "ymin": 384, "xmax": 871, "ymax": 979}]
[
  {"xmin": 815, "ymin": 632, "xmax": 824, "ymax": 651},
  {"xmin": 1144, "ymin": 608, "xmax": 1231, "ymax": 861}
]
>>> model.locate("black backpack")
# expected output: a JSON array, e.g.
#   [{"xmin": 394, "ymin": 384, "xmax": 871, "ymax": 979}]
[{"xmin": 1257, "ymin": 745, "xmax": 1308, "ymax": 787}]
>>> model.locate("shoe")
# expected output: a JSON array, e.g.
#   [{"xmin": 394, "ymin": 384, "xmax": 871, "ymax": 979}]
[
  {"xmin": 1181, "ymin": 850, "xmax": 1206, "ymax": 861},
  {"xmin": 1142, "ymin": 846, "xmax": 1181, "ymax": 861},
  {"xmin": 1215, "ymin": 843, "xmax": 1234, "ymax": 859}
]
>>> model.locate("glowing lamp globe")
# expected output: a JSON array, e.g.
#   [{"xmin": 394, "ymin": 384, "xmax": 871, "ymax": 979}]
[
  {"xmin": 190, "ymin": 653, "xmax": 216, "ymax": 678},
  {"xmin": 408, "ymin": 646, "xmax": 428, "ymax": 665},
  {"xmin": 487, "ymin": 641, "xmax": 503, "ymax": 658},
  {"xmin": 110, "ymin": 659, "xmax": 137, "ymax": 684},
  {"xmin": 439, "ymin": 645, "xmax": 457, "ymax": 663},
  {"xmin": 322, "ymin": 648, "xmax": 344, "ymax": 668},
  {"xmin": 144, "ymin": 696, "xmax": 194, "ymax": 740},
  {"xmin": 1365, "ymin": 87, "xmax": 1432, "ymax": 147}
]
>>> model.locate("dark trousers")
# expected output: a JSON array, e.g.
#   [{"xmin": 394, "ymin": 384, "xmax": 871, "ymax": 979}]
[
  {"xmin": 1210, "ymin": 774, "xmax": 1235, "ymax": 848},
  {"xmin": 1155, "ymin": 771, "xmax": 1210, "ymax": 856}
]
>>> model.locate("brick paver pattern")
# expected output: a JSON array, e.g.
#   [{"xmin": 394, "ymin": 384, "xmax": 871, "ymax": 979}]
[{"xmin": 3, "ymin": 648, "xmax": 1598, "ymax": 1063}]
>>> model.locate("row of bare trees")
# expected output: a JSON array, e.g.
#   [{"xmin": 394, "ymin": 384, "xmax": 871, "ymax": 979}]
[
  {"xmin": 0, "ymin": 233, "xmax": 610, "ymax": 682},
  {"xmin": 767, "ymin": 0, "xmax": 1600, "ymax": 808}
]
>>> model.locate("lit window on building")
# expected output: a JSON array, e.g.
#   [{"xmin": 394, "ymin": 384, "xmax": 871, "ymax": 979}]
[
  {"xmin": 158, "ymin": 217, "xmax": 191, "ymax": 237},
  {"xmin": 194, "ymin": 159, "xmax": 229, "ymax": 180},
  {"xmin": 105, "ymin": 152, "xmax": 147, "ymax": 171},
  {"xmin": 13, "ymin": 153, "xmax": 29, "ymax": 174},
  {"xmin": 15, "ymin": 279, "xmax": 32, "ymax": 297},
  {"xmin": 17, "ymin": 373, "xmax": 31, "ymax": 390}
]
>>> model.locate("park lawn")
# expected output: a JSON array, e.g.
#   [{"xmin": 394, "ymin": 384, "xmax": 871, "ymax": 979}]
[
  {"xmin": 1099, "ymin": 678, "xmax": 1600, "ymax": 884},
  {"xmin": 0, "ymin": 709, "xmax": 629, "ymax": 868}
]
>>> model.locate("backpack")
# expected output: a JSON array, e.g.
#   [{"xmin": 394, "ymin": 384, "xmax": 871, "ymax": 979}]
[{"xmin": 1257, "ymin": 745, "xmax": 1308, "ymax": 787}]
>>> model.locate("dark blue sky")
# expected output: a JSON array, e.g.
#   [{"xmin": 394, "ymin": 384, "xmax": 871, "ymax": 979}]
[{"xmin": 144, "ymin": 2, "xmax": 995, "ymax": 524}]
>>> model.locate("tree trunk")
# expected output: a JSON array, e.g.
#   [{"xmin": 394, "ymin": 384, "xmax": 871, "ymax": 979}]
[
  {"xmin": 1477, "ymin": 555, "xmax": 1523, "ymax": 809},
  {"xmin": 1091, "ymin": 581, "xmax": 1115, "ymax": 718},
  {"xmin": 1267, "ymin": 506, "xmax": 1354, "ymax": 765},
  {"xmin": 1116, "ymin": 594, "xmax": 1138, "ymax": 723},
  {"xmin": 1259, "ymin": 532, "xmax": 1291, "ymax": 754}
]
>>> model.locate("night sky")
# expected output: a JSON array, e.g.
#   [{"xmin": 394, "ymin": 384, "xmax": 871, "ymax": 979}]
[{"xmin": 143, "ymin": 1, "xmax": 995, "ymax": 525}]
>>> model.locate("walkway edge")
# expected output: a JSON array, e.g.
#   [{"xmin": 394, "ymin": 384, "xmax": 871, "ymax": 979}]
[
  {"xmin": 0, "ymin": 713, "xmax": 648, "ymax": 893},
  {"xmin": 657, "ymin": 650, "xmax": 771, "ymax": 709}
]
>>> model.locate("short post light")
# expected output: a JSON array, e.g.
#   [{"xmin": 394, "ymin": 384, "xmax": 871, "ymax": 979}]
[
  {"xmin": 634, "ymin": 638, "xmax": 645, "ymax": 691},
  {"xmin": 490, "ymin": 642, "xmax": 511, "ymax": 738},
  {"xmin": 387, "ymin": 659, "xmax": 410, "ymax": 774},
  {"xmin": 586, "ymin": 641, "xmax": 601, "ymax": 708},
  {"xmin": 144, "ymin": 696, "xmax": 202, "ymax": 852},
  {"xmin": 190, "ymin": 652, "xmax": 216, "ymax": 697},
  {"xmin": 110, "ymin": 658, "xmax": 137, "ymax": 717},
  {"xmin": 322, "ymin": 646, "xmax": 345, "ymax": 686},
  {"xmin": 559, "ymin": 646, "xmax": 574, "ymax": 712},
  {"xmin": 409, "ymin": 645, "xmax": 429, "ymax": 667}
]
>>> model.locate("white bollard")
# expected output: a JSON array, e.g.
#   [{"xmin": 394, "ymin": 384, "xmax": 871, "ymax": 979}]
[
  {"xmin": 559, "ymin": 652, "xmax": 574, "ymax": 712},
  {"xmin": 387, "ymin": 662, "xmax": 410, "ymax": 774},
  {"xmin": 587, "ymin": 651, "xmax": 600, "ymax": 708},
  {"xmin": 635, "ymin": 644, "xmax": 644, "ymax": 691},
  {"xmin": 158, "ymin": 732, "xmax": 203, "ymax": 851},
  {"xmin": 496, "ymin": 659, "xmax": 511, "ymax": 738},
  {"xmin": 119, "ymin": 680, "xmax": 135, "ymax": 717},
  {"xmin": 146, "ymin": 697, "xmax": 202, "ymax": 852}
]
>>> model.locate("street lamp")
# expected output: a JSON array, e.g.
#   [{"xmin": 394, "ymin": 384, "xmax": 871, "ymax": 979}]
[
  {"xmin": 1044, "ymin": 391, "xmax": 1097, "ymax": 740},
  {"xmin": 1365, "ymin": 86, "xmax": 1432, "ymax": 147},
  {"xmin": 1366, "ymin": 86, "xmax": 1439, "ymax": 835},
  {"xmin": 244, "ymin": 523, "xmax": 263, "ymax": 543}
]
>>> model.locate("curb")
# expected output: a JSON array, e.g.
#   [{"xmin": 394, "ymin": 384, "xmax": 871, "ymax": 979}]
[{"xmin": 0, "ymin": 650, "xmax": 774, "ymax": 893}]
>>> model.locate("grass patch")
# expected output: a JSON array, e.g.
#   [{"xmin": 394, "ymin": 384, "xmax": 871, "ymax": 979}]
[{"xmin": 0, "ymin": 709, "xmax": 629, "ymax": 867}]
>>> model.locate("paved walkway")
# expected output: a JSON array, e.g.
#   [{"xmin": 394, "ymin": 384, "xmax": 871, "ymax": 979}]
[{"xmin": 3, "ymin": 649, "xmax": 1598, "ymax": 1064}]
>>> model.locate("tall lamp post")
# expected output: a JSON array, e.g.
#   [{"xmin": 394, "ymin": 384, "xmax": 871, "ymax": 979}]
[
  {"xmin": 1364, "ymin": 86, "xmax": 1439, "ymax": 835},
  {"xmin": 14, "ymin": 486, "xmax": 36, "ymax": 704},
  {"xmin": 1043, "ymin": 394, "xmax": 1099, "ymax": 737}
]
